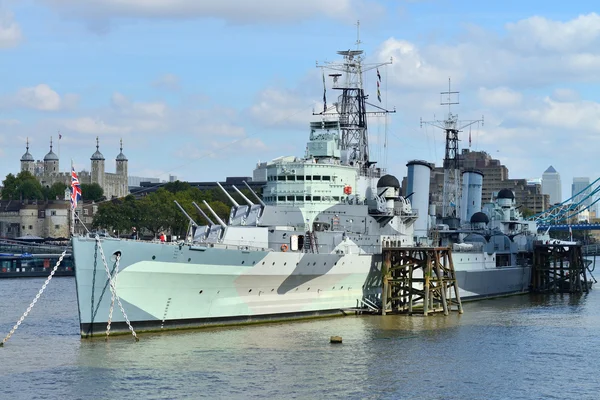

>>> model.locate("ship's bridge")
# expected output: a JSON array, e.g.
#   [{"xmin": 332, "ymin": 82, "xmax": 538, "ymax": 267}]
[
  {"xmin": 263, "ymin": 162, "xmax": 357, "ymax": 205},
  {"xmin": 263, "ymin": 120, "xmax": 360, "ymax": 206}
]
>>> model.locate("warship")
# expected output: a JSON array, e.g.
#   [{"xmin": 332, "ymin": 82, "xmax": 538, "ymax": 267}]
[
  {"xmin": 72, "ymin": 41, "xmax": 418, "ymax": 337},
  {"xmin": 72, "ymin": 40, "xmax": 552, "ymax": 337}
]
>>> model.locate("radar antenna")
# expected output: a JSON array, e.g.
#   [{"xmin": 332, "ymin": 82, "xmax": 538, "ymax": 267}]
[
  {"xmin": 315, "ymin": 20, "xmax": 395, "ymax": 173},
  {"xmin": 420, "ymin": 78, "xmax": 484, "ymax": 221}
]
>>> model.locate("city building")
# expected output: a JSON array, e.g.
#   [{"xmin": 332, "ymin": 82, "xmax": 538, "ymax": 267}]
[
  {"xmin": 572, "ymin": 177, "xmax": 592, "ymax": 208},
  {"xmin": 20, "ymin": 137, "xmax": 129, "ymax": 200},
  {"xmin": 401, "ymin": 149, "xmax": 549, "ymax": 217},
  {"xmin": 542, "ymin": 166, "xmax": 561, "ymax": 205}
]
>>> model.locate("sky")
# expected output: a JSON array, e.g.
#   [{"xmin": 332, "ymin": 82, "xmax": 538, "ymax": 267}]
[{"xmin": 1, "ymin": 0, "xmax": 599, "ymax": 201}]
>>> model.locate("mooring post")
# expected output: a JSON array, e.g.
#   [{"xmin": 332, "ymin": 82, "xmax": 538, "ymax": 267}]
[
  {"xmin": 382, "ymin": 250, "xmax": 390, "ymax": 315},
  {"xmin": 423, "ymin": 251, "xmax": 430, "ymax": 317}
]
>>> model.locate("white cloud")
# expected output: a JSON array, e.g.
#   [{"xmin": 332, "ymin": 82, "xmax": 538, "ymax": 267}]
[
  {"xmin": 477, "ymin": 87, "xmax": 522, "ymax": 109},
  {"xmin": 0, "ymin": 84, "xmax": 79, "ymax": 111},
  {"xmin": 61, "ymin": 117, "xmax": 132, "ymax": 135},
  {"xmin": 0, "ymin": 9, "xmax": 22, "ymax": 48},
  {"xmin": 249, "ymin": 87, "xmax": 315, "ymax": 129},
  {"xmin": 505, "ymin": 13, "xmax": 600, "ymax": 54},
  {"xmin": 376, "ymin": 13, "xmax": 600, "ymax": 91},
  {"xmin": 110, "ymin": 92, "xmax": 167, "ymax": 118},
  {"xmin": 550, "ymin": 88, "xmax": 580, "ymax": 102},
  {"xmin": 15, "ymin": 84, "xmax": 63, "ymax": 111},
  {"xmin": 152, "ymin": 74, "xmax": 180, "ymax": 91},
  {"xmin": 38, "ymin": 0, "xmax": 383, "ymax": 25}
]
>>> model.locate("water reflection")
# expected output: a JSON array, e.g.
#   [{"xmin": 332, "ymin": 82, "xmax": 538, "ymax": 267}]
[{"xmin": 2, "ymin": 277, "xmax": 600, "ymax": 399}]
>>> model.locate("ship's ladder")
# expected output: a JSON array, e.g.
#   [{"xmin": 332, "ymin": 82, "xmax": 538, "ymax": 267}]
[{"xmin": 305, "ymin": 230, "xmax": 319, "ymax": 253}]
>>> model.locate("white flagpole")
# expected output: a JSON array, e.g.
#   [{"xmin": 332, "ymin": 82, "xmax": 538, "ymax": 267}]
[{"xmin": 70, "ymin": 159, "xmax": 74, "ymax": 237}]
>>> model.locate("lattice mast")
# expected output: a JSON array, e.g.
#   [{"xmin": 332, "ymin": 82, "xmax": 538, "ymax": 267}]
[
  {"xmin": 315, "ymin": 21, "xmax": 394, "ymax": 173},
  {"xmin": 421, "ymin": 79, "xmax": 483, "ymax": 220}
]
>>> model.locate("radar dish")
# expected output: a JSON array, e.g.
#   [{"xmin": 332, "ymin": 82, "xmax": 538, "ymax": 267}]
[{"xmin": 337, "ymin": 50, "xmax": 363, "ymax": 57}]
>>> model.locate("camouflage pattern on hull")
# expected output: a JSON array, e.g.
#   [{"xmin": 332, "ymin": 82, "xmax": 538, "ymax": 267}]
[{"xmin": 73, "ymin": 237, "xmax": 378, "ymax": 337}]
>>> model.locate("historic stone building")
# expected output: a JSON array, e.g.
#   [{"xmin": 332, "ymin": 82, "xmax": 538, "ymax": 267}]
[
  {"xmin": 0, "ymin": 200, "xmax": 71, "ymax": 239},
  {"xmin": 20, "ymin": 137, "xmax": 129, "ymax": 200}
]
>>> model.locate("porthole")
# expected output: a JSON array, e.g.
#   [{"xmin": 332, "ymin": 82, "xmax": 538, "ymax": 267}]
[
  {"xmin": 248, "ymin": 289, "xmax": 252, "ymax": 293},
  {"xmin": 262, "ymin": 261, "xmax": 265, "ymax": 265},
  {"xmin": 199, "ymin": 290, "xmax": 203, "ymax": 294},
  {"xmin": 340, "ymin": 286, "xmax": 343, "ymax": 289},
  {"xmin": 313, "ymin": 262, "xmax": 316, "ymax": 266},
  {"xmin": 188, "ymin": 258, "xmax": 191, "ymax": 262},
  {"xmin": 271, "ymin": 288, "xmax": 274, "ymax": 292},
  {"xmin": 152, "ymin": 255, "xmax": 156, "ymax": 260},
  {"xmin": 284, "ymin": 262, "xmax": 287, "ymax": 266},
  {"xmin": 307, "ymin": 287, "xmax": 310, "ymax": 291},
  {"xmin": 324, "ymin": 262, "xmax": 326, "ymax": 265},
  {"xmin": 241, "ymin": 261, "xmax": 245, "ymax": 264},
  {"xmin": 272, "ymin": 262, "xmax": 275, "ymax": 266}
]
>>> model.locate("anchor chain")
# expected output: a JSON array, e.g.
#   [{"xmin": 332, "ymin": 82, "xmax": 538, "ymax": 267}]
[
  {"xmin": 1, "ymin": 249, "xmax": 68, "ymax": 347},
  {"xmin": 94, "ymin": 236, "xmax": 139, "ymax": 342},
  {"xmin": 106, "ymin": 253, "xmax": 121, "ymax": 338}
]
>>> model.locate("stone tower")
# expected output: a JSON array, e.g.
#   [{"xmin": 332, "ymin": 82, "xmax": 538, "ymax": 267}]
[
  {"xmin": 90, "ymin": 136, "xmax": 105, "ymax": 189},
  {"xmin": 43, "ymin": 137, "xmax": 59, "ymax": 176},
  {"xmin": 20, "ymin": 138, "xmax": 35, "ymax": 174},
  {"xmin": 115, "ymin": 138, "xmax": 128, "ymax": 196}
]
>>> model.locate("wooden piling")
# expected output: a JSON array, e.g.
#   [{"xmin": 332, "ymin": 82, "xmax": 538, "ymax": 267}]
[
  {"xmin": 380, "ymin": 246, "xmax": 463, "ymax": 316},
  {"xmin": 532, "ymin": 242, "xmax": 590, "ymax": 293}
]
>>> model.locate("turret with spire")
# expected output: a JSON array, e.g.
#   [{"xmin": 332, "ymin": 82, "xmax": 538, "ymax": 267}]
[
  {"xmin": 115, "ymin": 138, "xmax": 128, "ymax": 195},
  {"xmin": 20, "ymin": 138, "xmax": 35, "ymax": 174},
  {"xmin": 90, "ymin": 136, "xmax": 105, "ymax": 189},
  {"xmin": 44, "ymin": 137, "xmax": 59, "ymax": 175}
]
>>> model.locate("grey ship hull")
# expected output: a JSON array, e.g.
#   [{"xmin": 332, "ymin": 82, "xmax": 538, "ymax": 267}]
[{"xmin": 73, "ymin": 237, "xmax": 380, "ymax": 337}]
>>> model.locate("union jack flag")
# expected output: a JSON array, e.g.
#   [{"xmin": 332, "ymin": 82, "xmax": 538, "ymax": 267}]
[{"xmin": 71, "ymin": 167, "xmax": 81, "ymax": 210}]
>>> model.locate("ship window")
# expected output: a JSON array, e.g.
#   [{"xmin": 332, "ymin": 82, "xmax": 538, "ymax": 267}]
[
  {"xmin": 322, "ymin": 176, "xmax": 331, "ymax": 181},
  {"xmin": 313, "ymin": 196, "xmax": 321, "ymax": 201},
  {"xmin": 333, "ymin": 196, "xmax": 340, "ymax": 201},
  {"xmin": 306, "ymin": 176, "xmax": 312, "ymax": 181},
  {"xmin": 29, "ymin": 225, "xmax": 33, "ymax": 230},
  {"xmin": 286, "ymin": 176, "xmax": 295, "ymax": 181},
  {"xmin": 277, "ymin": 176, "xmax": 285, "ymax": 181},
  {"xmin": 287, "ymin": 196, "xmax": 294, "ymax": 201},
  {"xmin": 313, "ymin": 175, "xmax": 321, "ymax": 181},
  {"xmin": 296, "ymin": 196, "xmax": 304, "ymax": 201},
  {"xmin": 278, "ymin": 196, "xmax": 285, "ymax": 201},
  {"xmin": 297, "ymin": 175, "xmax": 304, "ymax": 181},
  {"xmin": 306, "ymin": 196, "xmax": 312, "ymax": 201}
]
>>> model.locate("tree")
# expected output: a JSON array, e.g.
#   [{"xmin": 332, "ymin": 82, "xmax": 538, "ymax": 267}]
[
  {"xmin": 521, "ymin": 208, "xmax": 535, "ymax": 218},
  {"xmin": 17, "ymin": 179, "xmax": 44, "ymax": 200},
  {"xmin": 81, "ymin": 183, "xmax": 104, "ymax": 202},
  {"xmin": 163, "ymin": 180, "xmax": 191, "ymax": 194},
  {"xmin": 1, "ymin": 173, "xmax": 18, "ymax": 200},
  {"xmin": 45, "ymin": 182, "xmax": 68, "ymax": 200}
]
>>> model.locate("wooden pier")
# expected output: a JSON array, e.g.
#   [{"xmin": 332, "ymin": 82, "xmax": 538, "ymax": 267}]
[
  {"xmin": 531, "ymin": 243, "xmax": 590, "ymax": 293},
  {"xmin": 381, "ymin": 246, "xmax": 463, "ymax": 316}
]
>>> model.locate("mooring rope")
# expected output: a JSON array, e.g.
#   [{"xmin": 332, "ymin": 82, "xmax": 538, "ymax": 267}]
[{"xmin": 1, "ymin": 249, "xmax": 68, "ymax": 347}]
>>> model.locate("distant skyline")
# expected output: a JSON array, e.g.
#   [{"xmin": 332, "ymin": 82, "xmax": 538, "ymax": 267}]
[{"xmin": 1, "ymin": 0, "xmax": 599, "ymax": 201}]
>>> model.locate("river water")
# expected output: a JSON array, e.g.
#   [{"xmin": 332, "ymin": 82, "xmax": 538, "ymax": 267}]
[{"xmin": 1, "ymin": 274, "xmax": 599, "ymax": 399}]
